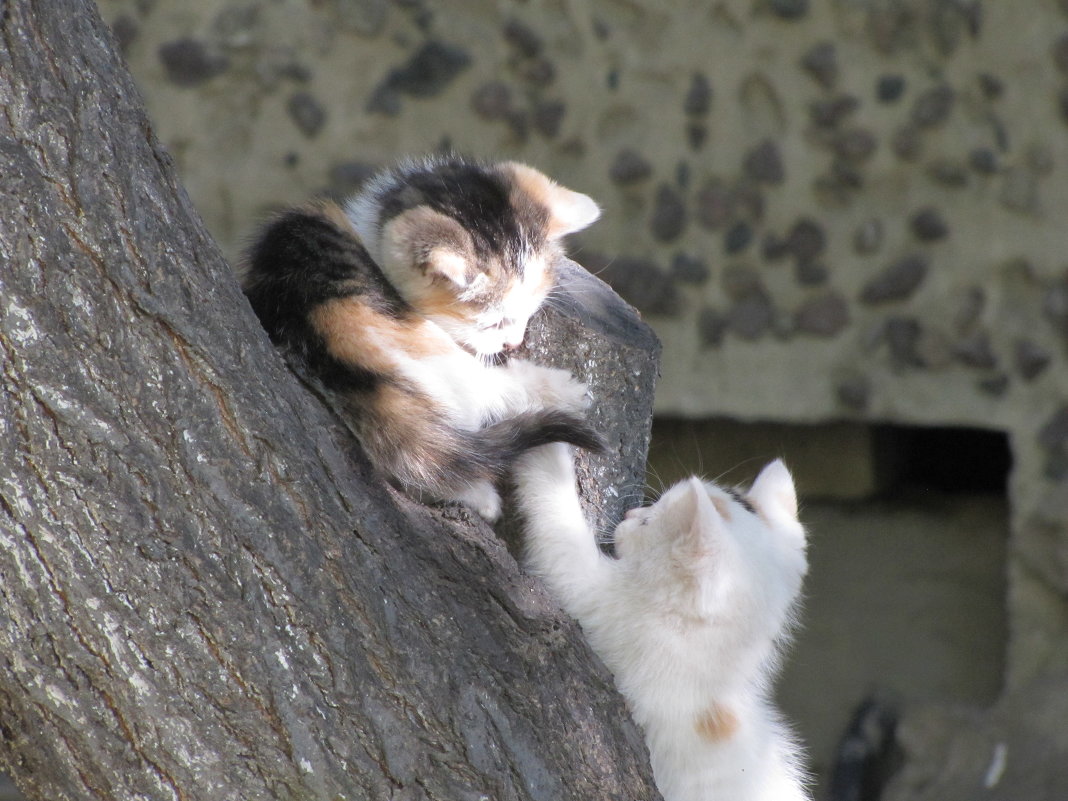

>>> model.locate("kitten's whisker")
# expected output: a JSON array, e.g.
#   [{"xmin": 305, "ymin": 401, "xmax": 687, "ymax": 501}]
[
  {"xmin": 643, "ymin": 462, "xmax": 669, "ymax": 502},
  {"xmin": 711, "ymin": 456, "xmax": 765, "ymax": 487},
  {"xmin": 579, "ymin": 257, "xmax": 616, "ymax": 279},
  {"xmin": 594, "ymin": 529, "xmax": 617, "ymax": 547}
]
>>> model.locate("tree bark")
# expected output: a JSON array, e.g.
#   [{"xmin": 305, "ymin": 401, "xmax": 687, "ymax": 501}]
[{"xmin": 0, "ymin": 2, "xmax": 661, "ymax": 800}]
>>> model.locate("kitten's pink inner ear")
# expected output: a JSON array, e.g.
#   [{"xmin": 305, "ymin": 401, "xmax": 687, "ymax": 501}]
[
  {"xmin": 748, "ymin": 459, "xmax": 798, "ymax": 520},
  {"xmin": 547, "ymin": 189, "xmax": 600, "ymax": 238},
  {"xmin": 426, "ymin": 247, "xmax": 470, "ymax": 287}
]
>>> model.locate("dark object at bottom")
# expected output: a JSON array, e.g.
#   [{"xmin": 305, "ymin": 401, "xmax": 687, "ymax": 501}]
[{"xmin": 828, "ymin": 696, "xmax": 903, "ymax": 801}]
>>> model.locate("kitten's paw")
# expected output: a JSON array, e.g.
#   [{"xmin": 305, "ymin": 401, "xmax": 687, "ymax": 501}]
[
  {"xmin": 506, "ymin": 361, "xmax": 591, "ymax": 413},
  {"xmin": 549, "ymin": 372, "xmax": 592, "ymax": 414},
  {"xmin": 456, "ymin": 482, "xmax": 503, "ymax": 522}
]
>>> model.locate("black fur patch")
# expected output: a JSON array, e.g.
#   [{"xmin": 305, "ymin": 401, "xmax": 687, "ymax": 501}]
[
  {"xmin": 243, "ymin": 206, "xmax": 407, "ymax": 393},
  {"xmin": 448, "ymin": 409, "xmax": 607, "ymax": 484},
  {"xmin": 724, "ymin": 486, "xmax": 757, "ymax": 515},
  {"xmin": 374, "ymin": 158, "xmax": 549, "ymax": 271}
]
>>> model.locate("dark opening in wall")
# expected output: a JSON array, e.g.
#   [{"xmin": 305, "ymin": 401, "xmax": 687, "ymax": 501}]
[
  {"xmin": 873, "ymin": 424, "xmax": 1012, "ymax": 495},
  {"xmin": 647, "ymin": 418, "xmax": 1013, "ymax": 501}
]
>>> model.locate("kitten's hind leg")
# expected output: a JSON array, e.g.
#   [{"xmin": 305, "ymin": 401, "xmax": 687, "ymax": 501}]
[{"xmin": 454, "ymin": 480, "xmax": 503, "ymax": 522}]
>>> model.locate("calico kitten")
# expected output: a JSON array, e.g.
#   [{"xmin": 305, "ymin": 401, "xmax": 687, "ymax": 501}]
[
  {"xmin": 242, "ymin": 156, "xmax": 603, "ymax": 519},
  {"xmin": 514, "ymin": 443, "xmax": 810, "ymax": 801}
]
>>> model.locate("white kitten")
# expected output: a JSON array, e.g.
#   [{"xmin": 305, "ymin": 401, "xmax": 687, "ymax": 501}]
[{"xmin": 514, "ymin": 443, "xmax": 810, "ymax": 801}]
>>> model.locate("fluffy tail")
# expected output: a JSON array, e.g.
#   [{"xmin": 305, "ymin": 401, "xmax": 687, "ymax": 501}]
[
  {"xmin": 471, "ymin": 410, "xmax": 604, "ymax": 464},
  {"xmin": 359, "ymin": 401, "xmax": 604, "ymax": 502},
  {"xmin": 449, "ymin": 409, "xmax": 605, "ymax": 485}
]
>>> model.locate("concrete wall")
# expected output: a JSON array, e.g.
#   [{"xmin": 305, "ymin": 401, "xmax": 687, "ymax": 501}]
[{"xmin": 98, "ymin": 0, "xmax": 1068, "ymax": 795}]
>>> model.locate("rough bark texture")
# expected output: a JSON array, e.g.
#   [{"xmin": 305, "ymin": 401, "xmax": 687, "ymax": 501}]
[{"xmin": 0, "ymin": 2, "xmax": 661, "ymax": 800}]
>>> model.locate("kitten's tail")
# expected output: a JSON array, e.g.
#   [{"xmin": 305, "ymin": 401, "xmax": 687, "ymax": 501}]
[
  {"xmin": 451, "ymin": 410, "xmax": 606, "ymax": 483},
  {"xmin": 360, "ymin": 402, "xmax": 604, "ymax": 502}
]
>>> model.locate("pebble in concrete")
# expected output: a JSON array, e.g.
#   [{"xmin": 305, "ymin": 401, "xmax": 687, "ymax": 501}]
[
  {"xmin": 860, "ymin": 254, "xmax": 929, "ymax": 304},
  {"xmin": 795, "ymin": 292, "xmax": 850, "ymax": 337},
  {"xmin": 744, "ymin": 139, "xmax": 785, "ymax": 185},
  {"xmin": 910, "ymin": 207, "xmax": 949, "ymax": 241},
  {"xmin": 854, "ymin": 218, "xmax": 884, "ymax": 255},
  {"xmin": 671, "ymin": 253, "xmax": 710, "ymax": 284},
  {"xmin": 1015, "ymin": 340, "xmax": 1051, "ymax": 381},
  {"xmin": 609, "ymin": 149, "xmax": 653, "ymax": 185},
  {"xmin": 877, "ymin": 73, "xmax": 905, "ymax": 102},
  {"xmin": 650, "ymin": 184, "xmax": 687, "ymax": 242},
  {"xmin": 911, "ymin": 84, "xmax": 956, "ymax": 128},
  {"xmin": 287, "ymin": 91, "xmax": 326, "ymax": 137},
  {"xmin": 684, "ymin": 72, "xmax": 712, "ymax": 115},
  {"xmin": 801, "ymin": 42, "xmax": 838, "ymax": 89},
  {"xmin": 159, "ymin": 38, "xmax": 230, "ymax": 87}
]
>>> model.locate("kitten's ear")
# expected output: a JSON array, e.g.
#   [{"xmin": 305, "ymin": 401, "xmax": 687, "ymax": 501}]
[
  {"xmin": 504, "ymin": 161, "xmax": 601, "ymax": 239},
  {"xmin": 382, "ymin": 206, "xmax": 475, "ymax": 289},
  {"xmin": 748, "ymin": 459, "xmax": 798, "ymax": 522},
  {"xmin": 547, "ymin": 187, "xmax": 601, "ymax": 238},
  {"xmin": 425, "ymin": 247, "xmax": 473, "ymax": 288},
  {"xmin": 673, "ymin": 478, "xmax": 722, "ymax": 560}
]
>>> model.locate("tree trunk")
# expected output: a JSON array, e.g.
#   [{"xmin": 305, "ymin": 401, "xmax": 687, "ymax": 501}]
[{"xmin": 0, "ymin": 2, "xmax": 661, "ymax": 800}]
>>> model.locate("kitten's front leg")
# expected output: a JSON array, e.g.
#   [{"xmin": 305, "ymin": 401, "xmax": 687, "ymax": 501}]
[
  {"xmin": 496, "ymin": 359, "xmax": 591, "ymax": 416},
  {"xmin": 513, "ymin": 443, "xmax": 612, "ymax": 611}
]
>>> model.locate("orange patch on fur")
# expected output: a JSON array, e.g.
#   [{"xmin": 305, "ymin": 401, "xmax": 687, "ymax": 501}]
[
  {"xmin": 310, "ymin": 296, "xmax": 455, "ymax": 372},
  {"xmin": 418, "ymin": 283, "xmax": 476, "ymax": 324},
  {"xmin": 694, "ymin": 703, "xmax": 739, "ymax": 743},
  {"xmin": 504, "ymin": 161, "xmax": 554, "ymax": 206},
  {"xmin": 502, "ymin": 161, "xmax": 598, "ymax": 239},
  {"xmin": 529, "ymin": 255, "xmax": 556, "ymax": 299},
  {"xmin": 710, "ymin": 496, "xmax": 732, "ymax": 521}
]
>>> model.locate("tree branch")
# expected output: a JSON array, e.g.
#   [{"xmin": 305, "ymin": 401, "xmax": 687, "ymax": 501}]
[{"xmin": 0, "ymin": 1, "xmax": 661, "ymax": 799}]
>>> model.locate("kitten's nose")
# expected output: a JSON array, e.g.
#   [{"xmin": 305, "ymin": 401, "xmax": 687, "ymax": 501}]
[
  {"xmin": 503, "ymin": 337, "xmax": 524, "ymax": 351},
  {"xmin": 624, "ymin": 506, "xmax": 643, "ymax": 520}
]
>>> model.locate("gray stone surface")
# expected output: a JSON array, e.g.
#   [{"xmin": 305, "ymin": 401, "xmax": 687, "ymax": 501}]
[{"xmin": 499, "ymin": 257, "xmax": 661, "ymax": 549}]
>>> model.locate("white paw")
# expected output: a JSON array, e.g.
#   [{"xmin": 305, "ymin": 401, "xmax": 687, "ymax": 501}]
[
  {"xmin": 456, "ymin": 481, "xmax": 503, "ymax": 522},
  {"xmin": 547, "ymin": 370, "xmax": 591, "ymax": 413},
  {"xmin": 506, "ymin": 361, "xmax": 590, "ymax": 413}
]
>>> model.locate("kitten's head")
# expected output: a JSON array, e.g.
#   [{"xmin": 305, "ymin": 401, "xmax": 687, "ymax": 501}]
[
  {"xmin": 614, "ymin": 460, "xmax": 807, "ymax": 648},
  {"xmin": 346, "ymin": 157, "xmax": 599, "ymax": 357}
]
